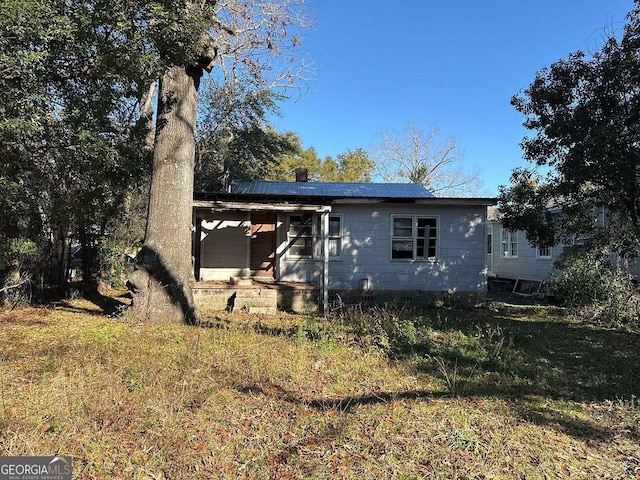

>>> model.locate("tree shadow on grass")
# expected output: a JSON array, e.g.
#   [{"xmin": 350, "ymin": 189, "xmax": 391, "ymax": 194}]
[
  {"xmin": 416, "ymin": 306, "xmax": 640, "ymax": 442},
  {"xmin": 237, "ymin": 382, "xmax": 447, "ymax": 413},
  {"xmin": 426, "ymin": 312, "xmax": 640, "ymax": 402},
  {"xmin": 240, "ymin": 297, "xmax": 640, "ymax": 444}
]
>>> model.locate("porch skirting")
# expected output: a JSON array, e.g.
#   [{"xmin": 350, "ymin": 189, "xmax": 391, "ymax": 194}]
[
  {"xmin": 193, "ymin": 281, "xmax": 319, "ymax": 314},
  {"xmin": 193, "ymin": 281, "xmax": 485, "ymax": 314}
]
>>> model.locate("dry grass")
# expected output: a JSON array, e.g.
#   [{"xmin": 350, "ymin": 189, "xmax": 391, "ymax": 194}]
[{"xmin": 0, "ymin": 298, "xmax": 639, "ymax": 479}]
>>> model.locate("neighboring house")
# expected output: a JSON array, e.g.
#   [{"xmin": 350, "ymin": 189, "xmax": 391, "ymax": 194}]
[
  {"xmin": 192, "ymin": 173, "xmax": 496, "ymax": 313},
  {"xmin": 487, "ymin": 208, "xmax": 640, "ymax": 291},
  {"xmin": 487, "ymin": 217, "xmax": 560, "ymax": 285},
  {"xmin": 486, "ymin": 219, "xmax": 561, "ymax": 293}
]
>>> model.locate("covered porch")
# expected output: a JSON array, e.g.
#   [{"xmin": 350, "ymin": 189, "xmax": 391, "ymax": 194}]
[{"xmin": 192, "ymin": 199, "xmax": 331, "ymax": 313}]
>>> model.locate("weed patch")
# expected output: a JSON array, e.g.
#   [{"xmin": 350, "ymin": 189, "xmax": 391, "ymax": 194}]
[{"xmin": 0, "ymin": 298, "xmax": 638, "ymax": 478}]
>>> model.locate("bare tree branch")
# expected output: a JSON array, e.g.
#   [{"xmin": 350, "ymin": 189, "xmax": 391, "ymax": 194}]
[{"xmin": 369, "ymin": 121, "xmax": 483, "ymax": 197}]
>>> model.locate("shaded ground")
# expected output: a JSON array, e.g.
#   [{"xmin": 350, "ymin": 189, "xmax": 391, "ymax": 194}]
[{"xmin": 1, "ymin": 295, "xmax": 638, "ymax": 478}]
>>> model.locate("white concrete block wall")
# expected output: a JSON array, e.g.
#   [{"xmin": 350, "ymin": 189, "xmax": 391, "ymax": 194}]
[{"xmin": 325, "ymin": 204, "xmax": 488, "ymax": 293}]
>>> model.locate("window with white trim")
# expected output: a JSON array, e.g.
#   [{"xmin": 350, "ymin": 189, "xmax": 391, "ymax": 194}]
[
  {"xmin": 501, "ymin": 229, "xmax": 518, "ymax": 258},
  {"xmin": 391, "ymin": 216, "xmax": 437, "ymax": 260},
  {"xmin": 328, "ymin": 214, "xmax": 342, "ymax": 259},
  {"xmin": 536, "ymin": 245, "xmax": 552, "ymax": 259},
  {"xmin": 288, "ymin": 214, "xmax": 314, "ymax": 258}
]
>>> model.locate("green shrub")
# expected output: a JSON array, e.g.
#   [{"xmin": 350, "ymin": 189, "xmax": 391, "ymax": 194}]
[
  {"xmin": 546, "ymin": 249, "xmax": 639, "ymax": 327},
  {"xmin": 98, "ymin": 239, "xmax": 129, "ymax": 288},
  {"xmin": 0, "ymin": 236, "xmax": 39, "ymax": 306}
]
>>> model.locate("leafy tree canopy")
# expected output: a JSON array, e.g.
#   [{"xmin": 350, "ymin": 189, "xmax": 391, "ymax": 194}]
[
  {"xmin": 317, "ymin": 148, "xmax": 374, "ymax": 182},
  {"xmin": 195, "ymin": 83, "xmax": 299, "ymax": 191},
  {"xmin": 499, "ymin": 2, "xmax": 640, "ymax": 257},
  {"xmin": 266, "ymin": 138, "xmax": 374, "ymax": 182}
]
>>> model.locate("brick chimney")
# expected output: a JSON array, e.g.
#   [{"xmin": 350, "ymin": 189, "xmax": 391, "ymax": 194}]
[{"xmin": 295, "ymin": 167, "xmax": 308, "ymax": 182}]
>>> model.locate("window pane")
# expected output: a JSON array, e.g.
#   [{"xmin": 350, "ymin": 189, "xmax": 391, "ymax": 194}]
[
  {"xmin": 329, "ymin": 239, "xmax": 340, "ymax": 257},
  {"xmin": 510, "ymin": 241, "xmax": 518, "ymax": 257},
  {"xmin": 393, "ymin": 217, "xmax": 413, "ymax": 237},
  {"xmin": 289, "ymin": 214, "xmax": 313, "ymax": 257},
  {"xmin": 416, "ymin": 218, "xmax": 437, "ymax": 259},
  {"xmin": 329, "ymin": 217, "xmax": 341, "ymax": 236},
  {"xmin": 416, "ymin": 238, "xmax": 425, "ymax": 258},
  {"xmin": 290, "ymin": 237, "xmax": 312, "ymax": 257},
  {"xmin": 538, "ymin": 246, "xmax": 551, "ymax": 258},
  {"xmin": 289, "ymin": 225, "xmax": 311, "ymax": 236},
  {"xmin": 501, "ymin": 229, "xmax": 518, "ymax": 258},
  {"xmin": 392, "ymin": 239, "xmax": 413, "ymax": 259}
]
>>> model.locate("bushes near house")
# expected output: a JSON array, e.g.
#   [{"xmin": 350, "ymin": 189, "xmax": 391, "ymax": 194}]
[
  {"xmin": 0, "ymin": 237, "xmax": 39, "ymax": 307},
  {"xmin": 545, "ymin": 248, "xmax": 639, "ymax": 328}
]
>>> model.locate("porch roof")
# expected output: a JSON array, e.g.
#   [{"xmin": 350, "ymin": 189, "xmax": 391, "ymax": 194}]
[{"xmin": 193, "ymin": 199, "xmax": 331, "ymax": 213}]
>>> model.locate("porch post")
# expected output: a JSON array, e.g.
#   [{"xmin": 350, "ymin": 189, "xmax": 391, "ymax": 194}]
[
  {"xmin": 193, "ymin": 208, "xmax": 202, "ymax": 281},
  {"xmin": 244, "ymin": 211, "xmax": 251, "ymax": 277},
  {"xmin": 322, "ymin": 210, "xmax": 329, "ymax": 311}
]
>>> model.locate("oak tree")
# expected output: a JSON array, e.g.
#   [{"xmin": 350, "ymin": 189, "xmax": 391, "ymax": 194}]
[{"xmin": 127, "ymin": 1, "xmax": 309, "ymax": 323}]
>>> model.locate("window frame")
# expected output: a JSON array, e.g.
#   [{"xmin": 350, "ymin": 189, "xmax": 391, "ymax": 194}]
[
  {"xmin": 500, "ymin": 228, "xmax": 518, "ymax": 259},
  {"xmin": 327, "ymin": 214, "xmax": 343, "ymax": 260},
  {"xmin": 536, "ymin": 245, "xmax": 552, "ymax": 259},
  {"xmin": 391, "ymin": 215, "xmax": 438, "ymax": 261},
  {"xmin": 287, "ymin": 213, "xmax": 315, "ymax": 259}
]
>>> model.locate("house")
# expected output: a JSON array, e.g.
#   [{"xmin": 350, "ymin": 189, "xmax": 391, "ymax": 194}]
[
  {"xmin": 192, "ymin": 173, "xmax": 496, "ymax": 313},
  {"xmin": 487, "ymin": 208, "xmax": 640, "ymax": 292}
]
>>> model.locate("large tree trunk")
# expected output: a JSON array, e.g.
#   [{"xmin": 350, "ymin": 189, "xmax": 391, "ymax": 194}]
[{"xmin": 128, "ymin": 65, "xmax": 202, "ymax": 324}]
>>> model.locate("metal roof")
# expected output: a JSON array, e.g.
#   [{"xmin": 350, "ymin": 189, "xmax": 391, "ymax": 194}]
[{"xmin": 231, "ymin": 181, "xmax": 434, "ymax": 198}]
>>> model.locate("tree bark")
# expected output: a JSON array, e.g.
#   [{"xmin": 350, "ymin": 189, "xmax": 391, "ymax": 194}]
[{"xmin": 128, "ymin": 65, "xmax": 202, "ymax": 324}]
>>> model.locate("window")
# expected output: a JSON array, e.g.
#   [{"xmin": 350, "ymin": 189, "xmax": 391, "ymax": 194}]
[
  {"xmin": 391, "ymin": 216, "xmax": 437, "ymax": 260},
  {"xmin": 487, "ymin": 232, "xmax": 493, "ymax": 255},
  {"xmin": 287, "ymin": 213, "xmax": 342, "ymax": 259},
  {"xmin": 501, "ymin": 229, "xmax": 518, "ymax": 258},
  {"xmin": 288, "ymin": 214, "xmax": 313, "ymax": 258},
  {"xmin": 328, "ymin": 214, "xmax": 342, "ymax": 258},
  {"xmin": 536, "ymin": 245, "xmax": 552, "ymax": 259},
  {"xmin": 572, "ymin": 233, "xmax": 586, "ymax": 246}
]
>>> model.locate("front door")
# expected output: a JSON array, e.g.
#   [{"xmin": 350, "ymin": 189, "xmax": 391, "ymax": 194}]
[{"xmin": 250, "ymin": 212, "xmax": 276, "ymax": 277}]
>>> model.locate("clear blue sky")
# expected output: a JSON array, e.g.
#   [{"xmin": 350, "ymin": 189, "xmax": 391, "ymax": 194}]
[{"xmin": 270, "ymin": 0, "xmax": 635, "ymax": 196}]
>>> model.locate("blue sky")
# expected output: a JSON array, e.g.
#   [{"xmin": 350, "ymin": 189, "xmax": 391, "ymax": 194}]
[{"xmin": 270, "ymin": 0, "xmax": 635, "ymax": 196}]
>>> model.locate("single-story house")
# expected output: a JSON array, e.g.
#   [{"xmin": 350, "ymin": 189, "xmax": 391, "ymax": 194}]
[
  {"xmin": 487, "ymin": 208, "xmax": 640, "ymax": 293},
  {"xmin": 192, "ymin": 174, "xmax": 496, "ymax": 313}
]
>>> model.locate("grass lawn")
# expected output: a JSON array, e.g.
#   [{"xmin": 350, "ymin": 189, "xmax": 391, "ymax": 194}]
[{"xmin": 0, "ymin": 296, "xmax": 639, "ymax": 479}]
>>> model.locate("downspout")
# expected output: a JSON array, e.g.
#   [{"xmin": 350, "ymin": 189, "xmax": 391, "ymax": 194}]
[{"xmin": 245, "ymin": 211, "xmax": 251, "ymax": 277}]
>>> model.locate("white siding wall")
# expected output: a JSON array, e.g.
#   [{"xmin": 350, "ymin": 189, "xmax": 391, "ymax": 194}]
[{"xmin": 489, "ymin": 223, "xmax": 559, "ymax": 281}]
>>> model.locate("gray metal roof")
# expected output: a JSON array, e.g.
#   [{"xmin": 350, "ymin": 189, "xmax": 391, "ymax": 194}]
[{"xmin": 231, "ymin": 181, "xmax": 434, "ymax": 198}]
